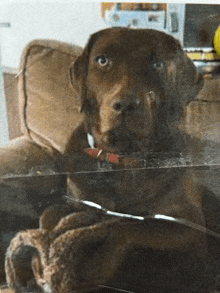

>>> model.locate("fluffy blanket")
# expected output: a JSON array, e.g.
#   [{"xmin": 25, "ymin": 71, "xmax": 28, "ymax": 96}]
[{"xmin": 5, "ymin": 201, "xmax": 220, "ymax": 293}]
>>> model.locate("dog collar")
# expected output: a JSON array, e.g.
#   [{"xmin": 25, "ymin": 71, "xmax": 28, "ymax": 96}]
[
  {"xmin": 85, "ymin": 147, "xmax": 120, "ymax": 164},
  {"xmin": 86, "ymin": 133, "xmax": 119, "ymax": 163},
  {"xmin": 85, "ymin": 133, "xmax": 140, "ymax": 167},
  {"xmin": 87, "ymin": 133, "xmax": 95, "ymax": 149},
  {"xmin": 84, "ymin": 147, "xmax": 150, "ymax": 167}
]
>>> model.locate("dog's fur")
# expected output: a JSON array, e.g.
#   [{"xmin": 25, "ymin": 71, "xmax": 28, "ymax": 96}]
[
  {"xmin": 72, "ymin": 27, "xmax": 202, "ymax": 154},
  {"xmin": 6, "ymin": 28, "xmax": 220, "ymax": 293},
  {"xmin": 67, "ymin": 27, "xmax": 206, "ymax": 226}
]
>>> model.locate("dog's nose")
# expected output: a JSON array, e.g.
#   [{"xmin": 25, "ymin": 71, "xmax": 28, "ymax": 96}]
[{"xmin": 112, "ymin": 99, "xmax": 140, "ymax": 114}]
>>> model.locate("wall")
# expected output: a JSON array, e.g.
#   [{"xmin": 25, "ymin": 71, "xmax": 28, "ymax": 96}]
[{"xmin": 0, "ymin": 1, "xmax": 108, "ymax": 68}]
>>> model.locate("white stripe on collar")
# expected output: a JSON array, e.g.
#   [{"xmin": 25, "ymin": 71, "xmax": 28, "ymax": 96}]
[{"xmin": 87, "ymin": 133, "xmax": 95, "ymax": 149}]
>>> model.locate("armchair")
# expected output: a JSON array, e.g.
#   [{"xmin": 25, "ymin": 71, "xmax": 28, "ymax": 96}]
[{"xmin": 1, "ymin": 38, "xmax": 220, "ymax": 292}]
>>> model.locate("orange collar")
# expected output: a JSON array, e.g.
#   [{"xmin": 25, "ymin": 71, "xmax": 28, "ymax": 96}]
[
  {"xmin": 84, "ymin": 147, "xmax": 141, "ymax": 168},
  {"xmin": 85, "ymin": 133, "xmax": 142, "ymax": 167}
]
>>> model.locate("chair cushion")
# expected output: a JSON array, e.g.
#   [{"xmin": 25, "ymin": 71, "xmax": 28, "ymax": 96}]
[
  {"xmin": 185, "ymin": 76, "xmax": 220, "ymax": 143},
  {"xmin": 18, "ymin": 39, "xmax": 83, "ymax": 154}
]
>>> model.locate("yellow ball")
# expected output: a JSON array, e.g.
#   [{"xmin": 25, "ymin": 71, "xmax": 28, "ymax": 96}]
[{"xmin": 214, "ymin": 26, "xmax": 220, "ymax": 55}]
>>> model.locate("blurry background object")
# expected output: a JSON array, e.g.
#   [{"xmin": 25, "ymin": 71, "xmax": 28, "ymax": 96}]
[
  {"xmin": 102, "ymin": 3, "xmax": 184, "ymax": 44},
  {"xmin": 213, "ymin": 24, "xmax": 220, "ymax": 54},
  {"xmin": 102, "ymin": 3, "xmax": 220, "ymax": 77},
  {"xmin": 102, "ymin": 3, "xmax": 220, "ymax": 49}
]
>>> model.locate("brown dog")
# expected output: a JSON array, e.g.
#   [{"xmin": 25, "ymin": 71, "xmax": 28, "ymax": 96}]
[{"xmin": 6, "ymin": 28, "xmax": 220, "ymax": 293}]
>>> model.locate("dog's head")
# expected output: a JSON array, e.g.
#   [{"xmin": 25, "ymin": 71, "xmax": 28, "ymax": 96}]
[{"xmin": 70, "ymin": 28, "xmax": 203, "ymax": 155}]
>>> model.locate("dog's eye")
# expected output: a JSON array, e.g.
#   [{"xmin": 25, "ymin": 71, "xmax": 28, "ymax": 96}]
[
  {"xmin": 153, "ymin": 62, "xmax": 164, "ymax": 69},
  {"xmin": 97, "ymin": 56, "xmax": 109, "ymax": 67}
]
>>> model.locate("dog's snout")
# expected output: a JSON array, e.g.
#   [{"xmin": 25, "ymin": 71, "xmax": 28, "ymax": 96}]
[{"xmin": 112, "ymin": 99, "xmax": 140, "ymax": 114}]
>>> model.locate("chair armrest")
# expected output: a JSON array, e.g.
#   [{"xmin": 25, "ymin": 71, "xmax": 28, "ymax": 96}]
[{"xmin": 0, "ymin": 136, "xmax": 57, "ymax": 177}]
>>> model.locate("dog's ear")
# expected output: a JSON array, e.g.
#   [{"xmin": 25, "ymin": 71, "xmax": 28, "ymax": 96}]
[
  {"xmin": 167, "ymin": 50, "xmax": 204, "ymax": 106},
  {"xmin": 70, "ymin": 30, "xmax": 105, "ymax": 113},
  {"xmin": 69, "ymin": 48, "xmax": 89, "ymax": 113}
]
